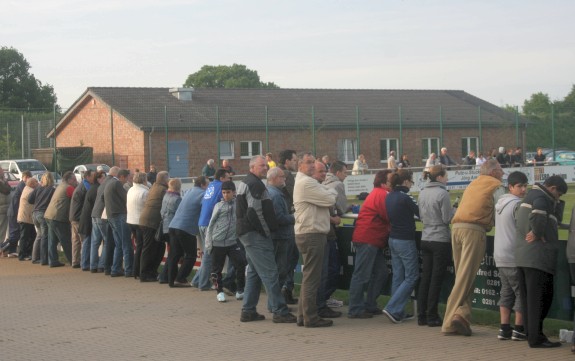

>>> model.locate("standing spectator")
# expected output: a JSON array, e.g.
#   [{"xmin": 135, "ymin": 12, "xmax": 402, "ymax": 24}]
[
  {"xmin": 566, "ymin": 204, "xmax": 575, "ymax": 353},
  {"xmin": 294, "ymin": 152, "xmax": 337, "ymax": 327},
  {"xmin": 439, "ymin": 147, "xmax": 457, "ymax": 167},
  {"xmin": 236, "ymin": 155, "xmax": 296, "ymax": 323},
  {"xmin": 168, "ymin": 176, "xmax": 208, "ymax": 287},
  {"xmin": 2, "ymin": 171, "xmax": 32, "ymax": 256},
  {"xmin": 398, "ymin": 154, "xmax": 411, "ymax": 169},
  {"xmin": 348, "ymin": 170, "xmax": 393, "ymax": 319},
  {"xmin": 90, "ymin": 170, "xmax": 115, "ymax": 274},
  {"xmin": 532, "ymin": 147, "xmax": 546, "ymax": 165},
  {"xmin": 513, "ymin": 147, "xmax": 524, "ymax": 167},
  {"xmin": 81, "ymin": 170, "xmax": 106, "ymax": 272},
  {"xmin": 28, "ymin": 172, "xmax": 55, "ymax": 265},
  {"xmin": 17, "ymin": 177, "xmax": 39, "ymax": 261},
  {"xmin": 383, "ymin": 169, "xmax": 420, "ymax": 324},
  {"xmin": 494, "ymin": 171, "xmax": 528, "ymax": 341},
  {"xmin": 496, "ymin": 147, "xmax": 508, "ymax": 167},
  {"xmin": 221, "ymin": 159, "xmax": 235, "ymax": 176},
  {"xmin": 441, "ymin": 159, "xmax": 504, "ymax": 336},
  {"xmin": 206, "ymin": 180, "xmax": 246, "ymax": 302},
  {"xmin": 139, "ymin": 171, "xmax": 169, "ymax": 282},
  {"xmin": 387, "ymin": 151, "xmax": 397, "ymax": 169},
  {"xmin": 202, "ymin": 159, "xmax": 216, "ymax": 180},
  {"xmin": 127, "ymin": 171, "xmax": 149, "ymax": 279},
  {"xmin": 191, "ymin": 169, "xmax": 230, "ymax": 290},
  {"xmin": 147, "ymin": 165, "xmax": 157, "ymax": 185},
  {"xmin": 105, "ymin": 168, "xmax": 133, "ymax": 277},
  {"xmin": 158, "ymin": 178, "xmax": 182, "ymax": 284},
  {"xmin": 463, "ymin": 151, "xmax": 476, "ymax": 168},
  {"xmin": 425, "ymin": 153, "xmax": 440, "ymax": 172},
  {"xmin": 69, "ymin": 169, "xmax": 94, "ymax": 269},
  {"xmin": 44, "ymin": 171, "xmax": 78, "ymax": 267},
  {"xmin": 505, "ymin": 148, "xmax": 514, "ymax": 167},
  {"xmin": 321, "ymin": 155, "xmax": 331, "ymax": 171},
  {"xmin": 417, "ymin": 165, "xmax": 454, "ymax": 327},
  {"xmin": 516, "ymin": 175, "xmax": 567, "ymax": 348},
  {"xmin": 266, "ymin": 153, "xmax": 277, "ymax": 169},
  {"xmin": 476, "ymin": 152, "xmax": 487, "ymax": 166},
  {"xmin": 352, "ymin": 154, "xmax": 368, "ymax": 175},
  {"xmin": 277, "ymin": 149, "xmax": 299, "ymax": 303},
  {"xmin": 0, "ymin": 168, "xmax": 13, "ymax": 256},
  {"xmin": 266, "ymin": 167, "xmax": 295, "ymax": 306}
]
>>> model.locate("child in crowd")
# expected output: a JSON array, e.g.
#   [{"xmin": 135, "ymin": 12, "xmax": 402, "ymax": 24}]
[
  {"xmin": 205, "ymin": 181, "xmax": 246, "ymax": 302},
  {"xmin": 494, "ymin": 171, "xmax": 529, "ymax": 341}
]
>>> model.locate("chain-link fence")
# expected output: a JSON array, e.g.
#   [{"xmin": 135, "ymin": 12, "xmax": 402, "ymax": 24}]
[{"xmin": 1, "ymin": 103, "xmax": 574, "ymax": 174}]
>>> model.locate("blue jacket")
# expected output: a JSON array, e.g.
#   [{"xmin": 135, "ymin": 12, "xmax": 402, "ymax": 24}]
[
  {"xmin": 386, "ymin": 185, "xmax": 420, "ymax": 240},
  {"xmin": 198, "ymin": 180, "xmax": 223, "ymax": 227},
  {"xmin": 169, "ymin": 186, "xmax": 205, "ymax": 235},
  {"xmin": 267, "ymin": 185, "xmax": 295, "ymax": 240}
]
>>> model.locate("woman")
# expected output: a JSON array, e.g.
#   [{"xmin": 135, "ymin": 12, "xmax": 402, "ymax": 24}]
[
  {"xmin": 28, "ymin": 172, "xmax": 55, "ymax": 265},
  {"xmin": 417, "ymin": 165, "xmax": 454, "ymax": 327},
  {"xmin": 383, "ymin": 169, "xmax": 420, "ymax": 323},
  {"xmin": 159, "ymin": 178, "xmax": 182, "ymax": 284},
  {"xmin": 352, "ymin": 154, "xmax": 368, "ymax": 175},
  {"xmin": 347, "ymin": 170, "xmax": 393, "ymax": 318},
  {"xmin": 17, "ymin": 177, "xmax": 39, "ymax": 260},
  {"xmin": 475, "ymin": 152, "xmax": 486, "ymax": 166},
  {"xmin": 127, "ymin": 172, "xmax": 150, "ymax": 279},
  {"xmin": 398, "ymin": 154, "xmax": 411, "ymax": 169},
  {"xmin": 425, "ymin": 153, "xmax": 440, "ymax": 172}
]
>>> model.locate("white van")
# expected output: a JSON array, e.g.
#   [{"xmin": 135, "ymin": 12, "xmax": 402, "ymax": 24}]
[{"xmin": 0, "ymin": 159, "xmax": 48, "ymax": 180}]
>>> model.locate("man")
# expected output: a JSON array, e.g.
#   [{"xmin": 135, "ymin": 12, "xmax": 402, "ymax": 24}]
[
  {"xmin": 44, "ymin": 171, "xmax": 78, "ymax": 267},
  {"xmin": 441, "ymin": 159, "xmax": 504, "ymax": 336},
  {"xmin": 266, "ymin": 167, "xmax": 295, "ymax": 307},
  {"xmin": 439, "ymin": 147, "xmax": 457, "ymax": 167},
  {"xmin": 387, "ymin": 151, "xmax": 397, "ymax": 169},
  {"xmin": 202, "ymin": 159, "xmax": 216, "ymax": 179},
  {"xmin": 69, "ymin": 169, "xmax": 94, "ymax": 269},
  {"xmin": 139, "ymin": 171, "xmax": 169, "ymax": 282},
  {"xmin": 91, "ymin": 169, "xmax": 116, "ymax": 274},
  {"xmin": 236, "ymin": 155, "xmax": 296, "ymax": 323},
  {"xmin": 0, "ymin": 168, "xmax": 12, "ymax": 256},
  {"xmin": 221, "ymin": 159, "xmax": 235, "ymax": 176},
  {"xmin": 277, "ymin": 149, "xmax": 299, "ymax": 303},
  {"xmin": 168, "ymin": 176, "xmax": 208, "ymax": 287},
  {"xmin": 294, "ymin": 152, "xmax": 337, "ymax": 327},
  {"xmin": 513, "ymin": 147, "xmax": 524, "ymax": 167},
  {"xmin": 322, "ymin": 161, "xmax": 350, "ymax": 309},
  {"xmin": 266, "ymin": 153, "xmax": 277, "ymax": 169},
  {"xmin": 105, "ymin": 168, "xmax": 133, "ymax": 277},
  {"xmin": 496, "ymin": 147, "xmax": 508, "ymax": 167},
  {"xmin": 191, "ymin": 169, "xmax": 230, "ymax": 290},
  {"xmin": 2, "ymin": 170, "xmax": 32, "ymax": 256},
  {"xmin": 147, "ymin": 164, "xmax": 157, "ymax": 185},
  {"xmin": 463, "ymin": 151, "xmax": 476, "ymax": 169},
  {"xmin": 515, "ymin": 175, "xmax": 567, "ymax": 348}
]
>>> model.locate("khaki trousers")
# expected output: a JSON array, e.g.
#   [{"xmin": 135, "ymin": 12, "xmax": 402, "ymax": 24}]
[
  {"xmin": 71, "ymin": 221, "xmax": 81, "ymax": 266},
  {"xmin": 295, "ymin": 233, "xmax": 326, "ymax": 325},
  {"xmin": 441, "ymin": 223, "xmax": 486, "ymax": 333}
]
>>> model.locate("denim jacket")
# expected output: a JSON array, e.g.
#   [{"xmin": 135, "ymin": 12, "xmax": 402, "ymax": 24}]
[{"xmin": 267, "ymin": 185, "xmax": 295, "ymax": 240}]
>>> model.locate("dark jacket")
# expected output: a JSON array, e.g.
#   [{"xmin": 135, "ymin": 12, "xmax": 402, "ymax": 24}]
[
  {"xmin": 28, "ymin": 185, "xmax": 55, "ymax": 213},
  {"xmin": 69, "ymin": 181, "xmax": 88, "ymax": 222},
  {"xmin": 236, "ymin": 172, "xmax": 278, "ymax": 237},
  {"xmin": 104, "ymin": 178, "xmax": 128, "ymax": 216},
  {"xmin": 267, "ymin": 185, "xmax": 295, "ymax": 240},
  {"xmin": 515, "ymin": 183, "xmax": 564, "ymax": 275},
  {"xmin": 386, "ymin": 185, "xmax": 420, "ymax": 240},
  {"xmin": 79, "ymin": 182, "xmax": 99, "ymax": 236},
  {"xmin": 91, "ymin": 175, "xmax": 113, "ymax": 218}
]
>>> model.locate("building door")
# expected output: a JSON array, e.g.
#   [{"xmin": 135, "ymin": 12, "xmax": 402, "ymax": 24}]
[{"xmin": 168, "ymin": 141, "xmax": 189, "ymax": 177}]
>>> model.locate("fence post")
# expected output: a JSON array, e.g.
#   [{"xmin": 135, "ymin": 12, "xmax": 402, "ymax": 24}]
[
  {"xmin": 21, "ymin": 114, "xmax": 24, "ymax": 158},
  {"xmin": 515, "ymin": 106, "xmax": 519, "ymax": 146},
  {"xmin": 398, "ymin": 105, "xmax": 403, "ymax": 156},
  {"xmin": 110, "ymin": 106, "xmax": 115, "ymax": 166},
  {"xmin": 53, "ymin": 104, "xmax": 57, "ymax": 151},
  {"xmin": 164, "ymin": 105, "xmax": 169, "ymax": 171},
  {"xmin": 478, "ymin": 106, "xmax": 483, "ymax": 152},
  {"xmin": 355, "ymin": 106, "xmax": 361, "ymax": 156},
  {"xmin": 265, "ymin": 106, "xmax": 269, "ymax": 153},
  {"xmin": 551, "ymin": 104, "xmax": 555, "ymax": 158},
  {"xmin": 216, "ymin": 106, "xmax": 220, "ymax": 161},
  {"xmin": 312, "ymin": 106, "xmax": 316, "ymax": 156}
]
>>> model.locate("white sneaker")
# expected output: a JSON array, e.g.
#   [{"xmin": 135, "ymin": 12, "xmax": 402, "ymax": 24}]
[
  {"xmin": 217, "ymin": 292, "xmax": 226, "ymax": 302},
  {"xmin": 235, "ymin": 291, "xmax": 244, "ymax": 300},
  {"xmin": 326, "ymin": 298, "xmax": 344, "ymax": 308}
]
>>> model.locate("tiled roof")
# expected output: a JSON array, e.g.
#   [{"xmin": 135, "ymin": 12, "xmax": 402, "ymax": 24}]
[{"xmin": 65, "ymin": 87, "xmax": 521, "ymax": 131}]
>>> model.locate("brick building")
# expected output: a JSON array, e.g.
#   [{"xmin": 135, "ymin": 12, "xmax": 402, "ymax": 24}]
[{"xmin": 52, "ymin": 87, "xmax": 525, "ymax": 176}]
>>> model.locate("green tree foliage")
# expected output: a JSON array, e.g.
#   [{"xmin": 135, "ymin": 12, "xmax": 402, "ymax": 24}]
[
  {"xmin": 0, "ymin": 132, "xmax": 19, "ymax": 159},
  {"xmin": 184, "ymin": 64, "xmax": 279, "ymax": 89},
  {"xmin": 0, "ymin": 46, "xmax": 58, "ymax": 109}
]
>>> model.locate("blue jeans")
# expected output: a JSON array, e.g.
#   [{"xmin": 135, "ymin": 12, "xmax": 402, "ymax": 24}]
[
  {"xmin": 239, "ymin": 231, "xmax": 289, "ymax": 315},
  {"xmin": 348, "ymin": 243, "xmax": 389, "ymax": 316},
  {"xmin": 191, "ymin": 226, "xmax": 212, "ymax": 289},
  {"xmin": 80, "ymin": 234, "xmax": 91, "ymax": 270},
  {"xmin": 108, "ymin": 214, "xmax": 134, "ymax": 275},
  {"xmin": 385, "ymin": 237, "xmax": 419, "ymax": 319},
  {"xmin": 91, "ymin": 218, "xmax": 108, "ymax": 270},
  {"xmin": 46, "ymin": 219, "xmax": 72, "ymax": 265},
  {"xmin": 32, "ymin": 211, "xmax": 49, "ymax": 264},
  {"xmin": 284, "ymin": 236, "xmax": 299, "ymax": 291}
]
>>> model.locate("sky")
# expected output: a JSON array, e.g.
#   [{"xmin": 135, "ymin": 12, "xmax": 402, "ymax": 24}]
[{"xmin": 2, "ymin": 0, "xmax": 574, "ymax": 110}]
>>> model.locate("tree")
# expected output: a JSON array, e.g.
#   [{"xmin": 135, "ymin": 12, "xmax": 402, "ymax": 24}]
[
  {"xmin": 522, "ymin": 92, "xmax": 551, "ymax": 118},
  {"xmin": 184, "ymin": 64, "xmax": 279, "ymax": 89},
  {"xmin": 0, "ymin": 133, "xmax": 18, "ymax": 159},
  {"xmin": 0, "ymin": 46, "xmax": 58, "ymax": 109}
]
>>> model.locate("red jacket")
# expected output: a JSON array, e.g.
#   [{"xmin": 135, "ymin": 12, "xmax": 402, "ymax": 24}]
[{"xmin": 352, "ymin": 186, "xmax": 390, "ymax": 248}]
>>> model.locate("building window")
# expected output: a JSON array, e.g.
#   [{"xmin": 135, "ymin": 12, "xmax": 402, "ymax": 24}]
[
  {"xmin": 219, "ymin": 141, "xmax": 234, "ymax": 159},
  {"xmin": 240, "ymin": 141, "xmax": 262, "ymax": 159},
  {"xmin": 380, "ymin": 138, "xmax": 399, "ymax": 163},
  {"xmin": 422, "ymin": 138, "xmax": 440, "ymax": 161},
  {"xmin": 461, "ymin": 137, "xmax": 478, "ymax": 158},
  {"xmin": 337, "ymin": 138, "xmax": 357, "ymax": 163}
]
